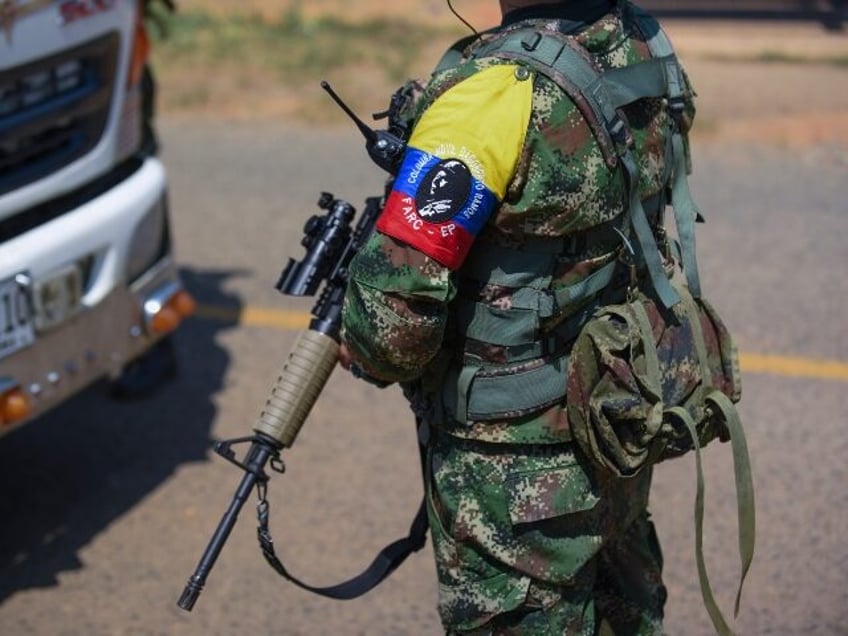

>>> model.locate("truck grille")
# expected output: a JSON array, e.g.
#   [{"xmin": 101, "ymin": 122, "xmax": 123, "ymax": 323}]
[{"xmin": 0, "ymin": 33, "xmax": 118, "ymax": 197}]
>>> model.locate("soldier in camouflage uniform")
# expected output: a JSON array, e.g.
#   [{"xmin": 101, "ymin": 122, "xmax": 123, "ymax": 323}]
[{"xmin": 339, "ymin": 0, "xmax": 697, "ymax": 633}]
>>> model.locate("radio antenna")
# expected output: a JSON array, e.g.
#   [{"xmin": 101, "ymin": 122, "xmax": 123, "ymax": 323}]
[{"xmin": 447, "ymin": 0, "xmax": 478, "ymax": 35}]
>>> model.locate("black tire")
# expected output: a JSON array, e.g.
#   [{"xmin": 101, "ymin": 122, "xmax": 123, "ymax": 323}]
[{"xmin": 110, "ymin": 336, "xmax": 178, "ymax": 400}]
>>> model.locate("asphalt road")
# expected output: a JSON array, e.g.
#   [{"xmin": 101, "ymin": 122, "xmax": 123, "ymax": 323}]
[{"xmin": 1, "ymin": 97, "xmax": 847, "ymax": 635}]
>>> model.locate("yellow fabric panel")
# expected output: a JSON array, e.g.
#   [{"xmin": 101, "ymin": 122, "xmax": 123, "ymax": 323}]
[{"xmin": 408, "ymin": 64, "xmax": 533, "ymax": 199}]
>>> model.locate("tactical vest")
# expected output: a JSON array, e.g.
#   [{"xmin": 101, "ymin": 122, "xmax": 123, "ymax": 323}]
[
  {"xmin": 427, "ymin": 5, "xmax": 697, "ymax": 435},
  {"xmin": 415, "ymin": 7, "xmax": 754, "ymax": 635}
]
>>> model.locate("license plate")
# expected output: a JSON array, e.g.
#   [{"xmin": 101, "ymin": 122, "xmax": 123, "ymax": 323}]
[
  {"xmin": 0, "ymin": 273, "xmax": 36, "ymax": 360},
  {"xmin": 33, "ymin": 264, "xmax": 83, "ymax": 332}
]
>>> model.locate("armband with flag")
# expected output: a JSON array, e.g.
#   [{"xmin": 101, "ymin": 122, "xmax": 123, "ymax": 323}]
[{"xmin": 376, "ymin": 64, "xmax": 533, "ymax": 269}]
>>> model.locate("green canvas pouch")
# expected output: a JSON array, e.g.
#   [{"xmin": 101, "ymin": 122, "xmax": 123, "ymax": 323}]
[
  {"xmin": 565, "ymin": 280, "xmax": 753, "ymax": 636},
  {"xmin": 565, "ymin": 281, "xmax": 741, "ymax": 475}
]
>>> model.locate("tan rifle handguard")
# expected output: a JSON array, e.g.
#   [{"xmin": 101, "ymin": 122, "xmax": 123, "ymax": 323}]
[{"xmin": 254, "ymin": 329, "xmax": 338, "ymax": 448}]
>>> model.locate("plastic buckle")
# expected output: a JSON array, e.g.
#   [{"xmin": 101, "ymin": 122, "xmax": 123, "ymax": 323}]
[
  {"xmin": 667, "ymin": 94, "xmax": 686, "ymax": 113},
  {"xmin": 608, "ymin": 114, "xmax": 632, "ymax": 154},
  {"xmin": 540, "ymin": 332, "xmax": 558, "ymax": 358},
  {"xmin": 667, "ymin": 95, "xmax": 687, "ymax": 128},
  {"xmin": 613, "ymin": 228, "xmax": 639, "ymax": 295},
  {"xmin": 654, "ymin": 225, "xmax": 673, "ymax": 263}
]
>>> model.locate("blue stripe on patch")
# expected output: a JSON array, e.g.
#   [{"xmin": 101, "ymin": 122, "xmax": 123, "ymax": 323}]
[
  {"xmin": 395, "ymin": 147, "xmax": 441, "ymax": 198},
  {"xmin": 453, "ymin": 185, "xmax": 497, "ymax": 236},
  {"xmin": 396, "ymin": 146, "xmax": 498, "ymax": 234}
]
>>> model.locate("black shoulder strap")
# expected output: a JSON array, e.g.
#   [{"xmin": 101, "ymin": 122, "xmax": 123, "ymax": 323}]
[
  {"xmin": 254, "ymin": 418, "xmax": 431, "ymax": 600},
  {"xmin": 255, "ymin": 492, "xmax": 428, "ymax": 599}
]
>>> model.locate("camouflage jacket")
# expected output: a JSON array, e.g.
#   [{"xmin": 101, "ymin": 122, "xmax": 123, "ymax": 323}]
[{"xmin": 340, "ymin": 1, "xmax": 696, "ymax": 441}]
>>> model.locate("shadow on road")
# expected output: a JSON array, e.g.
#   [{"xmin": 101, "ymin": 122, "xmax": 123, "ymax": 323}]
[{"xmin": 0, "ymin": 267, "xmax": 242, "ymax": 604}]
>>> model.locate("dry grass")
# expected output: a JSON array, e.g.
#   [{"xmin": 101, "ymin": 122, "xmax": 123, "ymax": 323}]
[
  {"xmin": 149, "ymin": 1, "xmax": 481, "ymax": 122},
  {"xmin": 150, "ymin": 1, "xmax": 848, "ymax": 147},
  {"xmin": 175, "ymin": 0, "xmax": 499, "ymax": 26}
]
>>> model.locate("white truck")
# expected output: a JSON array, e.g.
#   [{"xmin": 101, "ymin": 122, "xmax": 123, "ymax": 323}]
[{"xmin": 0, "ymin": 0, "xmax": 193, "ymax": 435}]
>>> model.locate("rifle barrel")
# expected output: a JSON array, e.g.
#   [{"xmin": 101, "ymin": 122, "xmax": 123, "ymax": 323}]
[{"xmin": 177, "ymin": 441, "xmax": 275, "ymax": 611}]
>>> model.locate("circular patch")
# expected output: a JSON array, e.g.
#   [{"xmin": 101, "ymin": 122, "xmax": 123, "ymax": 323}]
[{"xmin": 415, "ymin": 159, "xmax": 472, "ymax": 224}]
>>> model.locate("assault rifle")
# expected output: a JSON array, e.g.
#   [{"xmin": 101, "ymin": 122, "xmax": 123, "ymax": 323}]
[{"xmin": 177, "ymin": 83, "xmax": 418, "ymax": 611}]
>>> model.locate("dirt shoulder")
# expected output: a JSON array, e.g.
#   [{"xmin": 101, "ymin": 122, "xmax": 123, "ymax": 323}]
[
  {"xmin": 156, "ymin": 5, "xmax": 848, "ymax": 149},
  {"xmin": 664, "ymin": 19, "xmax": 848, "ymax": 147}
]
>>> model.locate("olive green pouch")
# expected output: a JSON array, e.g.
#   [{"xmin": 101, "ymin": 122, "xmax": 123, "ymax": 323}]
[{"xmin": 566, "ymin": 280, "xmax": 753, "ymax": 635}]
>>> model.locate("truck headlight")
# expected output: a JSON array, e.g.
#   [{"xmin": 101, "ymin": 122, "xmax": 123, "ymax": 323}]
[
  {"xmin": 116, "ymin": 80, "xmax": 143, "ymax": 161},
  {"xmin": 116, "ymin": 2, "xmax": 155, "ymax": 160},
  {"xmin": 127, "ymin": 194, "xmax": 170, "ymax": 283}
]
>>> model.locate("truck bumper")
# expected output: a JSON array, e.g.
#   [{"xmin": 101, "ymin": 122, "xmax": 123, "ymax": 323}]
[{"xmin": 0, "ymin": 157, "xmax": 192, "ymax": 434}]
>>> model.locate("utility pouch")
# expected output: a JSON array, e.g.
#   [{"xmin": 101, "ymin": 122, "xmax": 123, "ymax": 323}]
[
  {"xmin": 565, "ymin": 279, "xmax": 754, "ymax": 635},
  {"xmin": 565, "ymin": 279, "xmax": 742, "ymax": 476}
]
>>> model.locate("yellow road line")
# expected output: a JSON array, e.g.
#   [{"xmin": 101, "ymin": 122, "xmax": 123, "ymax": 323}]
[
  {"xmin": 194, "ymin": 304, "xmax": 309, "ymax": 330},
  {"xmin": 739, "ymin": 353, "xmax": 848, "ymax": 382},
  {"xmin": 195, "ymin": 304, "xmax": 848, "ymax": 383}
]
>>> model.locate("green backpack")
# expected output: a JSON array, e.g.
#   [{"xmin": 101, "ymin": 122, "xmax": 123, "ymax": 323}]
[{"xmin": 465, "ymin": 7, "xmax": 755, "ymax": 634}]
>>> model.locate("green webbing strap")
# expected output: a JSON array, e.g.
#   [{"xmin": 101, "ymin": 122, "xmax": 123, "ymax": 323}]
[
  {"xmin": 620, "ymin": 299, "xmax": 665, "ymax": 462},
  {"xmin": 552, "ymin": 259, "xmax": 618, "ymax": 308},
  {"xmin": 671, "ymin": 132, "xmax": 703, "ymax": 297},
  {"xmin": 705, "ymin": 391, "xmax": 756, "ymax": 618},
  {"xmin": 473, "ymin": 30, "xmax": 681, "ymax": 308},
  {"xmin": 623, "ymin": 299, "xmax": 662, "ymax": 399},
  {"xmin": 494, "ymin": 32, "xmax": 624, "ymax": 150},
  {"xmin": 472, "ymin": 33, "xmax": 619, "ymax": 167},
  {"xmin": 599, "ymin": 56, "xmax": 675, "ymax": 108},
  {"xmin": 619, "ymin": 150, "xmax": 680, "ymax": 307},
  {"xmin": 456, "ymin": 363, "xmax": 478, "ymax": 422},
  {"xmin": 678, "ymin": 283, "xmax": 713, "ymax": 390},
  {"xmin": 632, "ymin": 15, "xmax": 705, "ymax": 300},
  {"xmin": 632, "ymin": 8, "xmax": 705, "ymax": 298},
  {"xmin": 664, "ymin": 405, "xmax": 733, "ymax": 636},
  {"xmin": 665, "ymin": 392, "xmax": 754, "ymax": 636}
]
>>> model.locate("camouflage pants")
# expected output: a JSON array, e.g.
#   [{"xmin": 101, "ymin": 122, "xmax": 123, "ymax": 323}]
[{"xmin": 425, "ymin": 432, "xmax": 666, "ymax": 635}]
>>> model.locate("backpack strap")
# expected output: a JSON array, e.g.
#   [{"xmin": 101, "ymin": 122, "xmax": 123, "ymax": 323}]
[
  {"xmin": 634, "ymin": 283, "xmax": 754, "ymax": 636},
  {"xmin": 664, "ymin": 405, "xmax": 733, "ymax": 636},
  {"xmin": 630, "ymin": 6, "xmax": 704, "ymax": 298},
  {"xmin": 433, "ymin": 33, "xmax": 482, "ymax": 74},
  {"xmin": 473, "ymin": 31, "xmax": 626, "ymax": 168},
  {"xmin": 705, "ymin": 391, "xmax": 756, "ymax": 619},
  {"xmin": 666, "ymin": 390, "xmax": 754, "ymax": 636},
  {"xmin": 471, "ymin": 28, "xmax": 682, "ymax": 309}
]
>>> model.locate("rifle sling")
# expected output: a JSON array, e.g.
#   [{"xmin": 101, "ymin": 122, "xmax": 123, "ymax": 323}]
[{"xmin": 256, "ymin": 494, "xmax": 428, "ymax": 600}]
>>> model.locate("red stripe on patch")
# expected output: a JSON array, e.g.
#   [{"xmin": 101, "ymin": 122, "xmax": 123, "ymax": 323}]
[{"xmin": 376, "ymin": 190, "xmax": 474, "ymax": 269}]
